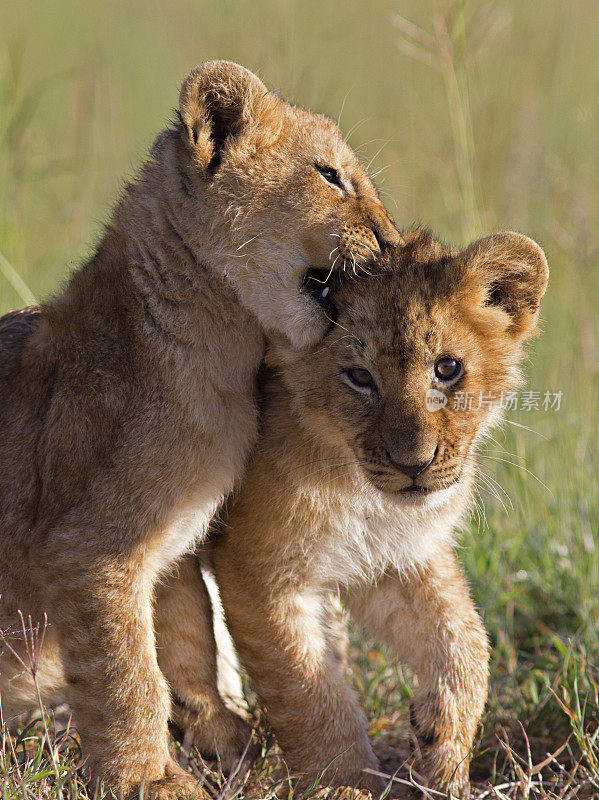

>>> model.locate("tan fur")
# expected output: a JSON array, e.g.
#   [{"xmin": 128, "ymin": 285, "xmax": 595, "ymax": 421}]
[
  {"xmin": 207, "ymin": 230, "xmax": 548, "ymax": 796},
  {"xmin": 0, "ymin": 60, "xmax": 398, "ymax": 798}
]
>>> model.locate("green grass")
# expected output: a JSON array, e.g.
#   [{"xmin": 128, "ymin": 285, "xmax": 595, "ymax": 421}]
[{"xmin": 1, "ymin": 0, "xmax": 598, "ymax": 797}]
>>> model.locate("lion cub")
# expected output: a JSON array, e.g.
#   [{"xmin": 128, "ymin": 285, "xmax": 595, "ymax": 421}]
[
  {"xmin": 211, "ymin": 230, "xmax": 548, "ymax": 797},
  {"xmin": 0, "ymin": 61, "xmax": 398, "ymax": 798}
]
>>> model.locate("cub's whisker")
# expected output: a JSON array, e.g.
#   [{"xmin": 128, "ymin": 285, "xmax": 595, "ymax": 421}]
[
  {"xmin": 315, "ymin": 468, "xmax": 365, "ymax": 491},
  {"xmin": 476, "ymin": 454, "xmax": 553, "ymax": 497},
  {"xmin": 302, "ymin": 461, "xmax": 364, "ymax": 481},
  {"xmin": 365, "ymin": 139, "xmax": 393, "ymax": 172},
  {"xmin": 343, "ymin": 116, "xmax": 371, "ymax": 145},
  {"xmin": 499, "ymin": 417, "xmax": 547, "ymax": 438},
  {"xmin": 470, "ymin": 466, "xmax": 512, "ymax": 513},
  {"xmin": 235, "ymin": 232, "xmax": 263, "ymax": 252}
]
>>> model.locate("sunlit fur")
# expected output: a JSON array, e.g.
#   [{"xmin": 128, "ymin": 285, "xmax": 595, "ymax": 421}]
[
  {"xmin": 176, "ymin": 61, "xmax": 401, "ymax": 348},
  {"xmin": 0, "ymin": 61, "xmax": 398, "ymax": 799},
  {"xmin": 208, "ymin": 229, "xmax": 548, "ymax": 797}
]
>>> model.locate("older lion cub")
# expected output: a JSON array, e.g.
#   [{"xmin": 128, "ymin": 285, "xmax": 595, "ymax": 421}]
[
  {"xmin": 210, "ymin": 230, "xmax": 548, "ymax": 797},
  {"xmin": 0, "ymin": 61, "xmax": 398, "ymax": 798}
]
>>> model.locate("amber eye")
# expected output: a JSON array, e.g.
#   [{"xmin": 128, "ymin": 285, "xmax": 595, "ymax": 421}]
[
  {"xmin": 434, "ymin": 357, "xmax": 462, "ymax": 382},
  {"xmin": 316, "ymin": 164, "xmax": 344, "ymax": 189},
  {"xmin": 345, "ymin": 368, "xmax": 375, "ymax": 391}
]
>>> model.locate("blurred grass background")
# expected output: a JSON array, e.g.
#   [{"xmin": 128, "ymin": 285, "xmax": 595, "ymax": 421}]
[{"xmin": 1, "ymin": 0, "xmax": 597, "ymax": 796}]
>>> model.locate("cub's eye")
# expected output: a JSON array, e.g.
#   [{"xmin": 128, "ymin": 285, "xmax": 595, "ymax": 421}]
[
  {"xmin": 315, "ymin": 164, "xmax": 344, "ymax": 189},
  {"xmin": 434, "ymin": 357, "xmax": 462, "ymax": 382},
  {"xmin": 345, "ymin": 368, "xmax": 375, "ymax": 391}
]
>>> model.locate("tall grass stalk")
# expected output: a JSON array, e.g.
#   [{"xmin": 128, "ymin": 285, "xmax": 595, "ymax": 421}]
[
  {"xmin": 391, "ymin": 0, "xmax": 503, "ymax": 241},
  {"xmin": 0, "ymin": 249, "xmax": 36, "ymax": 306}
]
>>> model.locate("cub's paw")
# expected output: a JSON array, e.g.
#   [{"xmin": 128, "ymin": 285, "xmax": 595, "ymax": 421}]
[
  {"xmin": 295, "ymin": 766, "xmax": 385, "ymax": 800},
  {"xmin": 410, "ymin": 703, "xmax": 472, "ymax": 799},
  {"xmin": 412, "ymin": 740, "xmax": 471, "ymax": 799},
  {"xmin": 425, "ymin": 757, "xmax": 470, "ymax": 800},
  {"xmin": 354, "ymin": 771, "xmax": 387, "ymax": 799},
  {"xmin": 142, "ymin": 761, "xmax": 209, "ymax": 800},
  {"xmin": 171, "ymin": 699, "xmax": 258, "ymax": 775},
  {"xmin": 312, "ymin": 786, "xmax": 380, "ymax": 800}
]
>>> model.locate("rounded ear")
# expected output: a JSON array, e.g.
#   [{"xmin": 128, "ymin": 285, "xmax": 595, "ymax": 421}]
[
  {"xmin": 179, "ymin": 60, "xmax": 272, "ymax": 172},
  {"xmin": 462, "ymin": 231, "xmax": 549, "ymax": 338}
]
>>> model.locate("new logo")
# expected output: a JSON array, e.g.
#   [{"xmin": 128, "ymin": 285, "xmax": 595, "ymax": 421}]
[{"xmin": 425, "ymin": 389, "xmax": 448, "ymax": 412}]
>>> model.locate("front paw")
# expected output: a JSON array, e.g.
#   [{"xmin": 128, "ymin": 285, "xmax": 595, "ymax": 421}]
[
  {"xmin": 410, "ymin": 723, "xmax": 470, "ymax": 795},
  {"xmin": 171, "ymin": 699, "xmax": 257, "ymax": 774},
  {"xmin": 312, "ymin": 784, "xmax": 383, "ymax": 800},
  {"xmin": 141, "ymin": 760, "xmax": 209, "ymax": 800},
  {"xmin": 410, "ymin": 705, "xmax": 472, "ymax": 798},
  {"xmin": 421, "ymin": 752, "xmax": 470, "ymax": 798},
  {"xmin": 293, "ymin": 756, "xmax": 384, "ymax": 799}
]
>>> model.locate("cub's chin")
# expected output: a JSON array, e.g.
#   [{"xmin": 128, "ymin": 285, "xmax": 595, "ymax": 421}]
[
  {"xmin": 365, "ymin": 473, "xmax": 462, "ymax": 510},
  {"xmin": 401, "ymin": 483, "xmax": 461, "ymax": 510}
]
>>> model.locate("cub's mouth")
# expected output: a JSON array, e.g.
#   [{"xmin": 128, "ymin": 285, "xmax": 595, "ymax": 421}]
[
  {"xmin": 393, "ymin": 475, "xmax": 463, "ymax": 502},
  {"xmin": 362, "ymin": 470, "xmax": 461, "ymax": 501},
  {"xmin": 301, "ymin": 268, "xmax": 338, "ymax": 324},
  {"xmin": 361, "ymin": 471, "xmax": 437, "ymax": 498}
]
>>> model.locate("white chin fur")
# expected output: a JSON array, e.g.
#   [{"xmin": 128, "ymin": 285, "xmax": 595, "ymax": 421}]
[
  {"xmin": 387, "ymin": 481, "xmax": 459, "ymax": 511},
  {"xmin": 420, "ymin": 483, "xmax": 460, "ymax": 510},
  {"xmin": 225, "ymin": 251, "xmax": 331, "ymax": 349}
]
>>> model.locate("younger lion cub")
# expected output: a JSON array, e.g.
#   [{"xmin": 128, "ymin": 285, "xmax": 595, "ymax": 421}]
[
  {"xmin": 0, "ymin": 61, "xmax": 398, "ymax": 798},
  {"xmin": 211, "ymin": 230, "xmax": 548, "ymax": 796}
]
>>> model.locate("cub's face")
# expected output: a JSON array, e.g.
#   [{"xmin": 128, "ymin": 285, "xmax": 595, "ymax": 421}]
[
  {"xmin": 222, "ymin": 104, "xmax": 399, "ymax": 269},
  {"xmin": 272, "ymin": 230, "xmax": 548, "ymax": 506},
  {"xmin": 178, "ymin": 61, "xmax": 400, "ymax": 347}
]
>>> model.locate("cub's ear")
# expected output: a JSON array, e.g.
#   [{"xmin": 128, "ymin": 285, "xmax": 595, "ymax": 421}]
[
  {"xmin": 179, "ymin": 60, "xmax": 274, "ymax": 172},
  {"xmin": 462, "ymin": 231, "xmax": 548, "ymax": 338}
]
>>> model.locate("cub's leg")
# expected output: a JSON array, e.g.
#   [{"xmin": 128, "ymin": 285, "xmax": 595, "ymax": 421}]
[
  {"xmin": 41, "ymin": 520, "xmax": 204, "ymax": 800},
  {"xmin": 326, "ymin": 592, "xmax": 350, "ymax": 675},
  {"xmin": 213, "ymin": 549, "xmax": 381, "ymax": 795},
  {"xmin": 154, "ymin": 553, "xmax": 254, "ymax": 772},
  {"xmin": 343, "ymin": 549, "xmax": 489, "ymax": 798}
]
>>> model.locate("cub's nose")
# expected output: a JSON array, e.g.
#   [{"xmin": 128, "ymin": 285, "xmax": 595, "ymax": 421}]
[
  {"xmin": 370, "ymin": 212, "xmax": 402, "ymax": 252},
  {"xmin": 386, "ymin": 447, "xmax": 438, "ymax": 478},
  {"xmin": 373, "ymin": 223, "xmax": 402, "ymax": 252}
]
